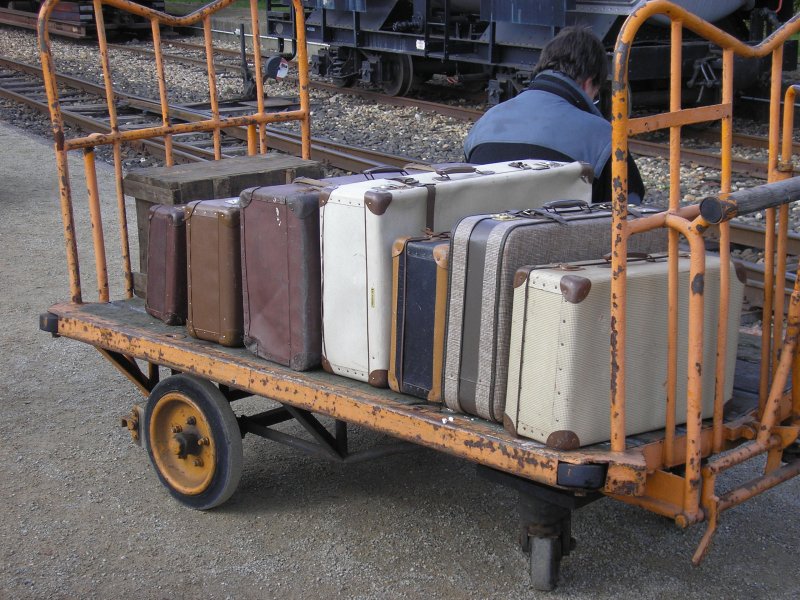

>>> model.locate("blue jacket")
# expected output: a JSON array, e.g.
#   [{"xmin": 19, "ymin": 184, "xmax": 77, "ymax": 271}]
[{"xmin": 464, "ymin": 71, "xmax": 612, "ymax": 179}]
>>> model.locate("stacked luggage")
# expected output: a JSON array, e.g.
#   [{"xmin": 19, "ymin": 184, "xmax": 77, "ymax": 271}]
[{"xmin": 143, "ymin": 158, "xmax": 745, "ymax": 448}]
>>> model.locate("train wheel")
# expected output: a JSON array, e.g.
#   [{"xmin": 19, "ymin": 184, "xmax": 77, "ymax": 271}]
[
  {"xmin": 143, "ymin": 374, "xmax": 243, "ymax": 510},
  {"xmin": 381, "ymin": 53, "xmax": 414, "ymax": 97}
]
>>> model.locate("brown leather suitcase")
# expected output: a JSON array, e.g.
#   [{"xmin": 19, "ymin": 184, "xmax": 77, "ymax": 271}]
[
  {"xmin": 186, "ymin": 198, "xmax": 243, "ymax": 347},
  {"xmin": 124, "ymin": 153, "xmax": 323, "ymax": 295},
  {"xmin": 145, "ymin": 205, "xmax": 187, "ymax": 325},
  {"xmin": 240, "ymin": 169, "xmax": 415, "ymax": 370}
]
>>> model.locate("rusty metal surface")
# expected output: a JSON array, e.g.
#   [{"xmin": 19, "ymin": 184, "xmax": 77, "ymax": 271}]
[
  {"xmin": 610, "ymin": 0, "xmax": 800, "ymax": 538},
  {"xmin": 45, "ymin": 298, "xmax": 651, "ymax": 495}
]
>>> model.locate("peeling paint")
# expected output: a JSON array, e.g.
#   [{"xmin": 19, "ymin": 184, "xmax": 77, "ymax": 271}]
[{"xmin": 691, "ymin": 273, "xmax": 705, "ymax": 295}]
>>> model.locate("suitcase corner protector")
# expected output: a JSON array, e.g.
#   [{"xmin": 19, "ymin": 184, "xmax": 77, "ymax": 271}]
[
  {"xmin": 368, "ymin": 369, "xmax": 389, "ymax": 388},
  {"xmin": 502, "ymin": 414, "xmax": 518, "ymax": 436},
  {"xmin": 514, "ymin": 266, "xmax": 533, "ymax": 289},
  {"xmin": 546, "ymin": 430, "xmax": 581, "ymax": 451}
]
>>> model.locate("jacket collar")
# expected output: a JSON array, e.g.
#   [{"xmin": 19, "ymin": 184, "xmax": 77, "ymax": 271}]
[{"xmin": 528, "ymin": 70, "xmax": 604, "ymax": 119}]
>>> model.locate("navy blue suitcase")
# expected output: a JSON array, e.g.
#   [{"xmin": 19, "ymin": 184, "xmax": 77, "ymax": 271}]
[{"xmin": 389, "ymin": 234, "xmax": 449, "ymax": 401}]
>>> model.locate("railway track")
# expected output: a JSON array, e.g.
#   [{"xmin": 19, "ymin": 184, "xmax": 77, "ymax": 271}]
[
  {"xmin": 0, "ymin": 57, "xmax": 421, "ymax": 172},
  {"xmin": 110, "ymin": 39, "xmax": 787, "ymax": 180},
  {"xmin": 0, "ymin": 55, "xmax": 796, "ymax": 313}
]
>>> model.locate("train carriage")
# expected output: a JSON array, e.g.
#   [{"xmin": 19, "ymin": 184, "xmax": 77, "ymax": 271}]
[
  {"xmin": 0, "ymin": 0, "xmax": 164, "ymax": 39},
  {"xmin": 265, "ymin": 0, "xmax": 797, "ymax": 103}
]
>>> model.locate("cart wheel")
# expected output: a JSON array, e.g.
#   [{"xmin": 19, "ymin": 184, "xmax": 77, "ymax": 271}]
[
  {"xmin": 529, "ymin": 536, "xmax": 561, "ymax": 591},
  {"xmin": 143, "ymin": 375, "xmax": 243, "ymax": 510}
]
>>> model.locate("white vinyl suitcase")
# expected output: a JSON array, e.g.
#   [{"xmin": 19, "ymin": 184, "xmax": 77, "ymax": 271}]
[
  {"xmin": 319, "ymin": 160, "xmax": 593, "ymax": 386},
  {"xmin": 504, "ymin": 254, "xmax": 746, "ymax": 447}
]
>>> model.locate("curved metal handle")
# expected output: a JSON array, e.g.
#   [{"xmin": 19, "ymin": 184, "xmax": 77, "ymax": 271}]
[
  {"xmin": 541, "ymin": 199, "xmax": 589, "ymax": 211},
  {"xmin": 434, "ymin": 165, "xmax": 478, "ymax": 179},
  {"xmin": 602, "ymin": 251, "xmax": 655, "ymax": 263},
  {"xmin": 362, "ymin": 166, "xmax": 408, "ymax": 179}
]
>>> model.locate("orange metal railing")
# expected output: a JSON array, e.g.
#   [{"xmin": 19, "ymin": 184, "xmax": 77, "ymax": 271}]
[
  {"xmin": 609, "ymin": 0, "xmax": 800, "ymax": 557},
  {"xmin": 37, "ymin": 0, "xmax": 311, "ymax": 304}
]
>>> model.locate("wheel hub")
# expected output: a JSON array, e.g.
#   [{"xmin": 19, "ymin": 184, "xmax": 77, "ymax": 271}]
[
  {"xmin": 173, "ymin": 430, "xmax": 201, "ymax": 459},
  {"xmin": 148, "ymin": 392, "xmax": 217, "ymax": 496}
]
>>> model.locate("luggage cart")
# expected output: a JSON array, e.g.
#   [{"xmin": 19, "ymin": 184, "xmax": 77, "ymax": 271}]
[{"xmin": 37, "ymin": 0, "xmax": 800, "ymax": 590}]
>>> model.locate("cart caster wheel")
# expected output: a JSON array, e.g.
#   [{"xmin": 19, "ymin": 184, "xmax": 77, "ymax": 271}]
[
  {"xmin": 529, "ymin": 536, "xmax": 561, "ymax": 591},
  {"xmin": 143, "ymin": 374, "xmax": 243, "ymax": 510}
]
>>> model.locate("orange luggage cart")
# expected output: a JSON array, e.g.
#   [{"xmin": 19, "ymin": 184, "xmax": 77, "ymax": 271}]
[{"xmin": 37, "ymin": 0, "xmax": 800, "ymax": 589}]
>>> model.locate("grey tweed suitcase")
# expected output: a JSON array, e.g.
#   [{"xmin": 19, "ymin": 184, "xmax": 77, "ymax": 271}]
[{"xmin": 443, "ymin": 201, "xmax": 668, "ymax": 422}]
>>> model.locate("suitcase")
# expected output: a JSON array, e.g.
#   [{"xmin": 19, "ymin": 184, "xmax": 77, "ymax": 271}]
[
  {"xmin": 504, "ymin": 254, "xmax": 746, "ymax": 447},
  {"xmin": 320, "ymin": 160, "xmax": 594, "ymax": 387},
  {"xmin": 443, "ymin": 202, "xmax": 668, "ymax": 422},
  {"xmin": 124, "ymin": 153, "xmax": 323, "ymax": 295},
  {"xmin": 240, "ymin": 169, "xmax": 417, "ymax": 371},
  {"xmin": 145, "ymin": 205, "xmax": 187, "ymax": 325},
  {"xmin": 388, "ymin": 234, "xmax": 449, "ymax": 401},
  {"xmin": 186, "ymin": 198, "xmax": 243, "ymax": 347}
]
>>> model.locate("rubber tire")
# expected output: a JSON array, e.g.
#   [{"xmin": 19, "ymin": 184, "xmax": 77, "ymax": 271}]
[
  {"xmin": 143, "ymin": 374, "xmax": 243, "ymax": 510},
  {"xmin": 529, "ymin": 536, "xmax": 561, "ymax": 591}
]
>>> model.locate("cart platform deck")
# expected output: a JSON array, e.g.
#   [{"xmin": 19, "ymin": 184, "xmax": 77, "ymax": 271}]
[{"xmin": 42, "ymin": 297, "xmax": 770, "ymax": 499}]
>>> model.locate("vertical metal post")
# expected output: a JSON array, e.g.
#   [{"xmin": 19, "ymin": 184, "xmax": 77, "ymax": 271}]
[
  {"xmin": 292, "ymin": 0, "xmax": 311, "ymax": 160},
  {"xmin": 664, "ymin": 19, "xmax": 682, "ymax": 465},
  {"xmin": 759, "ymin": 46, "xmax": 784, "ymax": 413},
  {"xmin": 94, "ymin": 0, "xmax": 132, "ymax": 299},
  {"xmin": 150, "ymin": 19, "xmax": 174, "ymax": 166},
  {"xmin": 40, "ymin": 7, "xmax": 81, "ymax": 302},
  {"xmin": 609, "ymin": 38, "xmax": 631, "ymax": 454},
  {"xmin": 782, "ymin": 86, "xmax": 800, "ymax": 424},
  {"xmin": 712, "ymin": 49, "xmax": 735, "ymax": 453},
  {"xmin": 247, "ymin": 1, "xmax": 268, "ymax": 154},
  {"xmin": 83, "ymin": 147, "xmax": 109, "ymax": 303},
  {"xmin": 203, "ymin": 17, "xmax": 222, "ymax": 160}
]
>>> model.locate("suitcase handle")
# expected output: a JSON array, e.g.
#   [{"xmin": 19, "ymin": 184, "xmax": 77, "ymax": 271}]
[
  {"xmin": 602, "ymin": 251, "xmax": 657, "ymax": 263},
  {"xmin": 541, "ymin": 199, "xmax": 589, "ymax": 211},
  {"xmin": 434, "ymin": 165, "xmax": 495, "ymax": 180},
  {"xmin": 362, "ymin": 166, "xmax": 409, "ymax": 179},
  {"xmin": 293, "ymin": 177, "xmax": 329, "ymax": 188}
]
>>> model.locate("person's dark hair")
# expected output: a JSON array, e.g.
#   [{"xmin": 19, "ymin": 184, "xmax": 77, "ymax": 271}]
[{"xmin": 532, "ymin": 26, "xmax": 608, "ymax": 86}]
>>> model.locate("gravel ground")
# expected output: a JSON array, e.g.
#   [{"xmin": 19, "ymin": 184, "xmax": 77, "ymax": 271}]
[{"xmin": 2, "ymin": 24, "xmax": 800, "ymax": 599}]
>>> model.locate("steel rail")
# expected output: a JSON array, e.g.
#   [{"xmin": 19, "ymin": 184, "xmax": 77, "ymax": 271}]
[{"xmin": 0, "ymin": 57, "xmax": 423, "ymax": 172}]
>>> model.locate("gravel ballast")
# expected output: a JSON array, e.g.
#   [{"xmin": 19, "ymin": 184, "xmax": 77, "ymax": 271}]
[{"xmin": 1, "ymin": 25, "xmax": 800, "ymax": 598}]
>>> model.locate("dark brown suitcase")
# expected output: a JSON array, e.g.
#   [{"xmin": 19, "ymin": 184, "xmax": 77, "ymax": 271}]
[
  {"xmin": 240, "ymin": 169, "xmax": 415, "ymax": 370},
  {"xmin": 124, "ymin": 153, "xmax": 323, "ymax": 295},
  {"xmin": 186, "ymin": 198, "xmax": 243, "ymax": 347},
  {"xmin": 145, "ymin": 205, "xmax": 187, "ymax": 325}
]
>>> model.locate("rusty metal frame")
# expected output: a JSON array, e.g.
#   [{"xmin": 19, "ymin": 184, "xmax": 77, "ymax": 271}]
[
  {"xmin": 610, "ymin": 0, "xmax": 800, "ymax": 559},
  {"xmin": 37, "ymin": 0, "xmax": 312, "ymax": 304},
  {"xmin": 37, "ymin": 0, "xmax": 800, "ymax": 566}
]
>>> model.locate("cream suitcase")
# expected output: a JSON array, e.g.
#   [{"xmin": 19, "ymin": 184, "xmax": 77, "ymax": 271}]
[
  {"xmin": 320, "ymin": 160, "xmax": 593, "ymax": 386},
  {"xmin": 504, "ymin": 254, "xmax": 745, "ymax": 447}
]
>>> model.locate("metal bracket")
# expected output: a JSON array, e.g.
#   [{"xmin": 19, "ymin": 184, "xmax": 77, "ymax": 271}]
[
  {"xmin": 97, "ymin": 348, "xmax": 159, "ymax": 396},
  {"xmin": 240, "ymin": 405, "xmax": 418, "ymax": 463}
]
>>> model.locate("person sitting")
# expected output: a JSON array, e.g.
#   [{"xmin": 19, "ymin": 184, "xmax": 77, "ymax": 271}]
[{"xmin": 463, "ymin": 26, "xmax": 645, "ymax": 205}]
